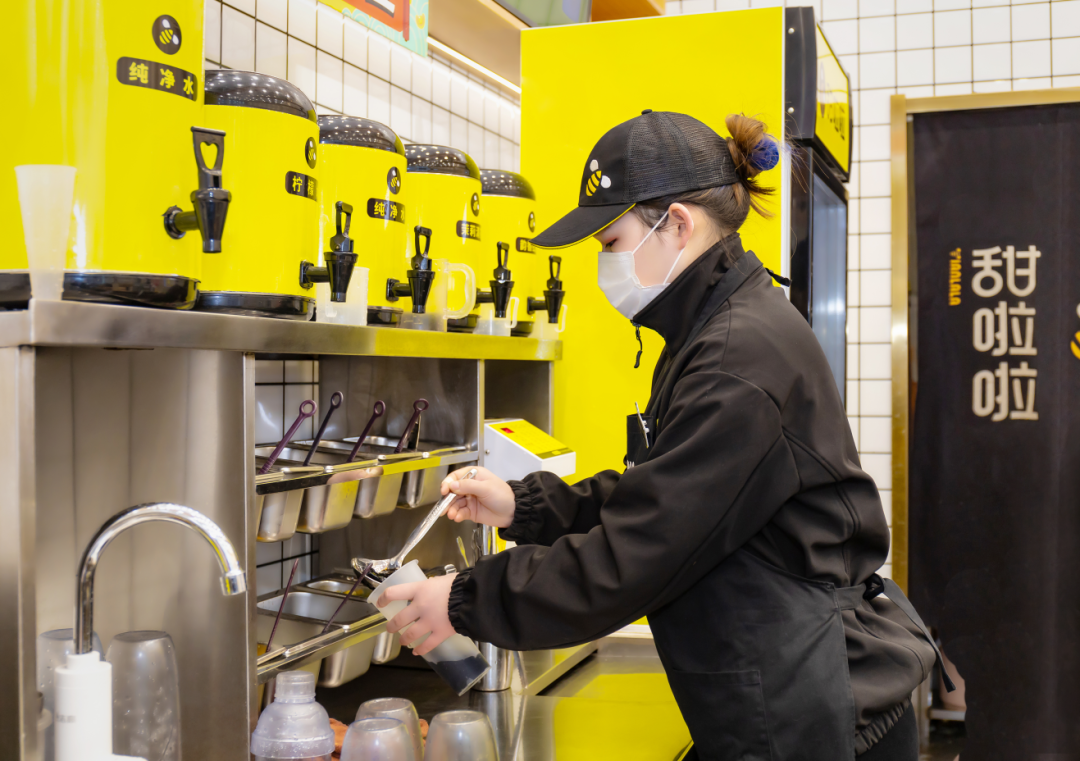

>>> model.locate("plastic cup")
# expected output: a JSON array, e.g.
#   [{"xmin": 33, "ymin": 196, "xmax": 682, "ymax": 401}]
[
  {"xmin": 355, "ymin": 698, "xmax": 422, "ymax": 761},
  {"xmin": 37, "ymin": 629, "xmax": 103, "ymax": 761},
  {"xmin": 340, "ymin": 717, "xmax": 416, "ymax": 761},
  {"xmin": 15, "ymin": 165, "xmax": 76, "ymax": 301},
  {"xmin": 368, "ymin": 561, "xmax": 490, "ymax": 696},
  {"xmin": 106, "ymin": 630, "xmax": 182, "ymax": 761},
  {"xmin": 250, "ymin": 670, "xmax": 334, "ymax": 761},
  {"xmin": 316, "ymin": 266, "xmax": 368, "ymax": 325},
  {"xmin": 424, "ymin": 710, "xmax": 498, "ymax": 761}
]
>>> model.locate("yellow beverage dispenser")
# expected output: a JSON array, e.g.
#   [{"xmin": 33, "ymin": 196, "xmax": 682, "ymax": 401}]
[
  {"xmin": 197, "ymin": 70, "xmax": 321, "ymax": 319},
  {"xmin": 478, "ymin": 169, "xmax": 539, "ymax": 336},
  {"xmin": 3, "ymin": 0, "xmax": 222, "ymax": 309},
  {"xmin": 386, "ymin": 145, "xmax": 482, "ymax": 330},
  {"xmin": 315, "ymin": 115, "xmax": 407, "ymax": 326}
]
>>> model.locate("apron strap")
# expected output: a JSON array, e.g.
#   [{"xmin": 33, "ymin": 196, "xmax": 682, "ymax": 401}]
[{"xmin": 856, "ymin": 574, "xmax": 957, "ymax": 693}]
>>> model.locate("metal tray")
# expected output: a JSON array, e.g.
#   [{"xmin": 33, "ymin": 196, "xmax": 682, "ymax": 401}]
[
  {"xmin": 257, "ymin": 590, "xmax": 380, "ymax": 687},
  {"xmin": 298, "ymin": 574, "xmax": 402, "ymax": 666}
]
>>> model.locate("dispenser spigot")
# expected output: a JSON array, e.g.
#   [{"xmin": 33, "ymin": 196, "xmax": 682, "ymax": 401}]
[
  {"xmin": 164, "ymin": 127, "xmax": 232, "ymax": 253},
  {"xmin": 527, "ymin": 255, "xmax": 565, "ymax": 324},
  {"xmin": 475, "ymin": 241, "xmax": 515, "ymax": 318},
  {"xmin": 387, "ymin": 226, "xmax": 436, "ymax": 314},
  {"xmin": 300, "ymin": 202, "xmax": 358, "ymax": 302}
]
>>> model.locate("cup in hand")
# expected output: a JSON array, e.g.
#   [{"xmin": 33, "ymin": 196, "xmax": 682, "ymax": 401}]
[
  {"xmin": 356, "ymin": 698, "xmax": 423, "ymax": 761},
  {"xmin": 340, "ymin": 717, "xmax": 417, "ymax": 761},
  {"xmin": 424, "ymin": 710, "xmax": 498, "ymax": 761}
]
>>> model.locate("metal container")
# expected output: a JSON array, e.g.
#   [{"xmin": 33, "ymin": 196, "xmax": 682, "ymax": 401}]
[
  {"xmin": 255, "ymin": 489, "xmax": 305, "ymax": 542},
  {"xmin": 298, "ymin": 574, "xmax": 403, "ymax": 664},
  {"xmin": 256, "ymin": 590, "xmax": 380, "ymax": 687}
]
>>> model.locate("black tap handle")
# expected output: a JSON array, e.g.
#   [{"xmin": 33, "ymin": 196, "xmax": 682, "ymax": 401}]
[
  {"xmin": 331, "ymin": 201, "xmax": 354, "ymax": 253},
  {"xmin": 191, "ymin": 127, "xmax": 226, "ymax": 191},
  {"xmin": 494, "ymin": 241, "xmax": 511, "ymax": 282},
  {"xmin": 412, "ymin": 226, "xmax": 433, "ymax": 271},
  {"xmin": 547, "ymin": 255, "xmax": 563, "ymax": 289}
]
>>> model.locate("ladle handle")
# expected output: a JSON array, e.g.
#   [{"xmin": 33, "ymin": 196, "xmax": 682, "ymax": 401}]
[
  {"xmin": 259, "ymin": 400, "xmax": 317, "ymax": 474},
  {"xmin": 394, "ymin": 398, "xmax": 429, "ymax": 453},
  {"xmin": 304, "ymin": 391, "xmax": 343, "ymax": 466},
  {"xmin": 391, "ymin": 468, "xmax": 477, "ymax": 568},
  {"xmin": 348, "ymin": 400, "xmax": 386, "ymax": 462}
]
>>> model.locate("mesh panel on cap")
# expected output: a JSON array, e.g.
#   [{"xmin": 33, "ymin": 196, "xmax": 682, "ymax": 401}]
[{"xmin": 624, "ymin": 112, "xmax": 738, "ymax": 201}]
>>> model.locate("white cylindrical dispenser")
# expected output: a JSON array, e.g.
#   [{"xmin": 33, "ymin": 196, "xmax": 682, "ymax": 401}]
[{"xmin": 54, "ymin": 651, "xmax": 145, "ymax": 761}]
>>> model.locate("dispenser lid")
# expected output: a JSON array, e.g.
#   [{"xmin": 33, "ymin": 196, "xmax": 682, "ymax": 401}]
[
  {"xmin": 480, "ymin": 169, "xmax": 536, "ymax": 200},
  {"xmin": 318, "ymin": 115, "xmax": 405, "ymax": 155},
  {"xmin": 204, "ymin": 70, "xmax": 316, "ymax": 123},
  {"xmin": 405, "ymin": 145, "xmax": 480, "ymax": 179}
]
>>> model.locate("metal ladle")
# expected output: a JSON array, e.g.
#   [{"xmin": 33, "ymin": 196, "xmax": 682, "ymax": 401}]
[{"xmin": 352, "ymin": 468, "xmax": 477, "ymax": 580}]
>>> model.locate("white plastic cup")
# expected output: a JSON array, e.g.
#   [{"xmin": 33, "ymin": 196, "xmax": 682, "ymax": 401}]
[
  {"xmin": 369, "ymin": 561, "xmax": 490, "ymax": 695},
  {"xmin": 316, "ymin": 266, "xmax": 369, "ymax": 326},
  {"xmin": 15, "ymin": 165, "xmax": 76, "ymax": 301}
]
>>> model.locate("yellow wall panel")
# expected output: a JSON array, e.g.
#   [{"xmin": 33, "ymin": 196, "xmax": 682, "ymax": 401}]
[{"xmin": 521, "ymin": 8, "xmax": 785, "ymax": 483}]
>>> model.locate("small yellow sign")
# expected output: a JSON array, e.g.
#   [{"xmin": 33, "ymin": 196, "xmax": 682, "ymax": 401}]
[
  {"xmin": 491, "ymin": 420, "xmax": 571, "ymax": 460},
  {"xmin": 814, "ymin": 25, "xmax": 851, "ymax": 174}
]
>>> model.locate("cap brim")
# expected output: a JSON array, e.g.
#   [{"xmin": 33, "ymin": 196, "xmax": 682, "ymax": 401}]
[{"xmin": 531, "ymin": 203, "xmax": 635, "ymax": 249}]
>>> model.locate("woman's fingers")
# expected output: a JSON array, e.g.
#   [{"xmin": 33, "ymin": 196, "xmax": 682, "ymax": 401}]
[
  {"xmin": 377, "ymin": 581, "xmax": 421, "ymax": 607},
  {"xmin": 386, "ymin": 603, "xmax": 422, "ymax": 634},
  {"xmin": 413, "ymin": 630, "xmax": 449, "ymax": 657},
  {"xmin": 399, "ymin": 623, "xmax": 432, "ymax": 649}
]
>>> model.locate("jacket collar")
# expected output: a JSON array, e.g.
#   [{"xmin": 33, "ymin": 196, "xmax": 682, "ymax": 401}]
[{"xmin": 633, "ymin": 233, "xmax": 745, "ymax": 354}]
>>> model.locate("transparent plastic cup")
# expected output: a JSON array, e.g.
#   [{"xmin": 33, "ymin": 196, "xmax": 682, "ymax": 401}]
[
  {"xmin": 472, "ymin": 299, "xmax": 519, "ymax": 337},
  {"xmin": 250, "ymin": 671, "xmax": 334, "ymax": 761},
  {"xmin": 355, "ymin": 698, "xmax": 422, "ymax": 761},
  {"xmin": 369, "ymin": 561, "xmax": 490, "ymax": 696},
  {"xmin": 15, "ymin": 165, "xmax": 76, "ymax": 301},
  {"xmin": 424, "ymin": 710, "xmax": 498, "ymax": 761},
  {"xmin": 316, "ymin": 266, "xmax": 368, "ymax": 325},
  {"xmin": 37, "ymin": 629, "xmax": 103, "ymax": 761},
  {"xmin": 106, "ymin": 631, "xmax": 182, "ymax": 761},
  {"xmin": 339, "ymin": 717, "xmax": 416, "ymax": 761}
]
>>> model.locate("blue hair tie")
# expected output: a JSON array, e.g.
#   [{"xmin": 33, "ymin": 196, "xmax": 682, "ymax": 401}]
[{"xmin": 749, "ymin": 137, "xmax": 779, "ymax": 172}]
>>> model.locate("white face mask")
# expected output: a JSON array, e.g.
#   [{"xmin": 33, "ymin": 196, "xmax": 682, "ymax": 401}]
[{"xmin": 597, "ymin": 212, "xmax": 686, "ymax": 320}]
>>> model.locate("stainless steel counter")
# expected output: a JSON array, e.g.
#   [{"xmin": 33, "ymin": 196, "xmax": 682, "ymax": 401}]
[
  {"xmin": 0, "ymin": 300, "xmax": 560, "ymax": 359},
  {"xmin": 318, "ymin": 638, "xmax": 692, "ymax": 761}
]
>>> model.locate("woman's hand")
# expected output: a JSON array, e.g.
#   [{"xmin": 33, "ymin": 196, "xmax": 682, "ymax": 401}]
[
  {"xmin": 377, "ymin": 574, "xmax": 457, "ymax": 657},
  {"xmin": 441, "ymin": 466, "xmax": 515, "ymax": 529}
]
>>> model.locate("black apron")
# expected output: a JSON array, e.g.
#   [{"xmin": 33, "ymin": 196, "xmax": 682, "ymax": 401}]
[{"xmin": 625, "ymin": 252, "xmax": 952, "ymax": 761}]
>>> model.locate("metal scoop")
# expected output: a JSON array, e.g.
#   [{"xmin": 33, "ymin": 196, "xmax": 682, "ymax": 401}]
[{"xmin": 352, "ymin": 467, "xmax": 477, "ymax": 581}]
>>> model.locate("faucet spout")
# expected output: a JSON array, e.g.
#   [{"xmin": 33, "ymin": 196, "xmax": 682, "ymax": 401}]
[{"xmin": 75, "ymin": 502, "xmax": 246, "ymax": 654}]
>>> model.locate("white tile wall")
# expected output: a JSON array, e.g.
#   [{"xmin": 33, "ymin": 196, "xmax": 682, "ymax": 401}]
[
  {"xmin": 665, "ymin": 0, "xmax": 1080, "ymax": 576},
  {"xmin": 205, "ymin": 0, "xmax": 520, "ymax": 173}
]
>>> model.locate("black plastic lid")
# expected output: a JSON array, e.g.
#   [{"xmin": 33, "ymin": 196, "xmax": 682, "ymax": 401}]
[
  {"xmin": 404, "ymin": 145, "xmax": 480, "ymax": 179},
  {"xmin": 480, "ymin": 170, "xmax": 535, "ymax": 200},
  {"xmin": 318, "ymin": 115, "xmax": 405, "ymax": 154},
  {"xmin": 204, "ymin": 70, "xmax": 316, "ymax": 123}
]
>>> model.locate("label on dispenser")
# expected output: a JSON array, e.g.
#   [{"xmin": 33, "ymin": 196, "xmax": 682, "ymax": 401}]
[
  {"xmin": 116, "ymin": 57, "xmax": 197, "ymax": 100},
  {"xmin": 285, "ymin": 171, "xmax": 318, "ymax": 201},
  {"xmin": 456, "ymin": 221, "xmax": 481, "ymax": 241},
  {"xmin": 516, "ymin": 237, "xmax": 535, "ymax": 254},
  {"xmin": 367, "ymin": 198, "xmax": 405, "ymax": 223}
]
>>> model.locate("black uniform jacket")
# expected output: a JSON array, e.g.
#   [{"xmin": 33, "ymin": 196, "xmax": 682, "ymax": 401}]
[{"xmin": 449, "ymin": 236, "xmax": 936, "ymax": 752}]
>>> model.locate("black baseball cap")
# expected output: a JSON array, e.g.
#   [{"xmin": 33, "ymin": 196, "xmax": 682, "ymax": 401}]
[{"xmin": 531, "ymin": 110, "xmax": 740, "ymax": 249}]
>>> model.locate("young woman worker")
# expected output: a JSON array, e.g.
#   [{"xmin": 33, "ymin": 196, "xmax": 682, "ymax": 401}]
[{"xmin": 376, "ymin": 110, "xmax": 951, "ymax": 761}]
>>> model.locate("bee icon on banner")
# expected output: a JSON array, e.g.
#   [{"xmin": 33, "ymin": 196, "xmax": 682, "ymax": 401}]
[
  {"xmin": 585, "ymin": 160, "xmax": 611, "ymax": 197},
  {"xmin": 1071, "ymin": 304, "xmax": 1080, "ymax": 361}
]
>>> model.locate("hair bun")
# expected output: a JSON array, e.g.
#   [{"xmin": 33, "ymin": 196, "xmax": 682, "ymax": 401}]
[{"xmin": 749, "ymin": 137, "xmax": 779, "ymax": 173}]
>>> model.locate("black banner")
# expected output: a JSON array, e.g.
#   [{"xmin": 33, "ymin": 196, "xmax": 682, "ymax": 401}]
[
  {"xmin": 366, "ymin": 198, "xmax": 404, "ymax": 223},
  {"xmin": 911, "ymin": 104, "xmax": 1080, "ymax": 758},
  {"xmin": 456, "ymin": 220, "xmax": 480, "ymax": 240},
  {"xmin": 115, "ymin": 57, "xmax": 197, "ymax": 100},
  {"xmin": 285, "ymin": 171, "xmax": 317, "ymax": 201}
]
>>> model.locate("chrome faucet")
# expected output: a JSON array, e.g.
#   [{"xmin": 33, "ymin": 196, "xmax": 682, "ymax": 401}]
[{"xmin": 75, "ymin": 502, "xmax": 247, "ymax": 654}]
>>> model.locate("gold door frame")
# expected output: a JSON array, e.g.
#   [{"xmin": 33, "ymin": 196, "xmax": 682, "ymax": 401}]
[{"xmin": 888, "ymin": 88, "xmax": 1080, "ymax": 591}]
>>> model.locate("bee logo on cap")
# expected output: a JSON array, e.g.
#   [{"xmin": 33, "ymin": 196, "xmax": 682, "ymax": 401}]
[{"xmin": 585, "ymin": 159, "xmax": 612, "ymax": 197}]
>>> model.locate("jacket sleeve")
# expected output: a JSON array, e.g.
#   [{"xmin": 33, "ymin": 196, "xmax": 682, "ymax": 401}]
[
  {"xmin": 499, "ymin": 470, "xmax": 622, "ymax": 547},
  {"xmin": 448, "ymin": 356, "xmax": 801, "ymax": 650}
]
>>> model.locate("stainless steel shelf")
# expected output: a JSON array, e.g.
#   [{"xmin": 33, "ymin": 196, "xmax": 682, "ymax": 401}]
[{"xmin": 0, "ymin": 300, "xmax": 561, "ymax": 360}]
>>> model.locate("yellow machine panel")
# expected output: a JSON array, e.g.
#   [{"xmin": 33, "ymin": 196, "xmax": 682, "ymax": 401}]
[
  {"xmin": 521, "ymin": 8, "xmax": 785, "ymax": 483},
  {"xmin": 479, "ymin": 170, "xmax": 539, "ymax": 333}
]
